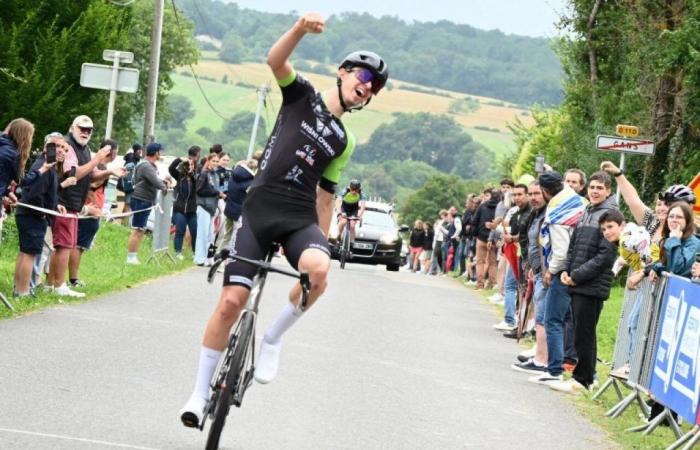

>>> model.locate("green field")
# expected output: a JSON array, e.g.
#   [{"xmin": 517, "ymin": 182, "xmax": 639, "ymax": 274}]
[{"xmin": 170, "ymin": 59, "xmax": 529, "ymax": 158}]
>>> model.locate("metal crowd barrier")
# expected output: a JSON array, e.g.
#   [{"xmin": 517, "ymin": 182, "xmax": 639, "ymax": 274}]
[
  {"xmin": 147, "ymin": 190, "xmax": 175, "ymax": 265},
  {"xmin": 0, "ymin": 216, "xmax": 14, "ymax": 311}
]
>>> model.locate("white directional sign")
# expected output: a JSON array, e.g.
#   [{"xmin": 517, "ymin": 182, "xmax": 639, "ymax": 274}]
[
  {"xmin": 103, "ymin": 49, "xmax": 134, "ymax": 63},
  {"xmin": 596, "ymin": 135, "xmax": 656, "ymax": 156},
  {"xmin": 80, "ymin": 63, "xmax": 139, "ymax": 93}
]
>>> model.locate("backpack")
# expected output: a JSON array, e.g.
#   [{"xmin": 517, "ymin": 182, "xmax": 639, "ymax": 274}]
[{"xmin": 116, "ymin": 162, "xmax": 136, "ymax": 193}]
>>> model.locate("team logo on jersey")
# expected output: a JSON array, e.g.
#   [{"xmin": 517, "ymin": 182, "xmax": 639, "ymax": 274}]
[
  {"xmin": 285, "ymin": 165, "xmax": 304, "ymax": 185},
  {"xmin": 300, "ymin": 120, "xmax": 336, "ymax": 156},
  {"xmin": 329, "ymin": 120, "xmax": 345, "ymax": 140},
  {"xmin": 295, "ymin": 145, "xmax": 317, "ymax": 166},
  {"xmin": 316, "ymin": 118, "xmax": 333, "ymax": 138}
]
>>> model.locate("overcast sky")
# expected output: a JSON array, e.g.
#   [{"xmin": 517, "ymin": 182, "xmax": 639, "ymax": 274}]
[{"xmin": 224, "ymin": 0, "xmax": 570, "ymax": 38}]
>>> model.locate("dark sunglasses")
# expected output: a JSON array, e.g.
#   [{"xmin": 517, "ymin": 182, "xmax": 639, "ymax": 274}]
[
  {"xmin": 352, "ymin": 68, "xmax": 383, "ymax": 94},
  {"xmin": 78, "ymin": 126, "xmax": 93, "ymax": 134}
]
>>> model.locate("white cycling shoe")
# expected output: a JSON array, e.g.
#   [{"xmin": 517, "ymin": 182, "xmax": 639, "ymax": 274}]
[
  {"xmin": 179, "ymin": 395, "xmax": 208, "ymax": 428},
  {"xmin": 254, "ymin": 340, "xmax": 282, "ymax": 384}
]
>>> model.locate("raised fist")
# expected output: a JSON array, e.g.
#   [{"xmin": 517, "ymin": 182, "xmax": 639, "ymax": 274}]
[{"xmin": 297, "ymin": 13, "xmax": 324, "ymax": 34}]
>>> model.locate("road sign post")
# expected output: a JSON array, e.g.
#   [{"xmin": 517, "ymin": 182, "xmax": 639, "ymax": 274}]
[
  {"xmin": 80, "ymin": 50, "xmax": 139, "ymax": 140},
  {"xmin": 598, "ymin": 126, "xmax": 655, "ymax": 203}
]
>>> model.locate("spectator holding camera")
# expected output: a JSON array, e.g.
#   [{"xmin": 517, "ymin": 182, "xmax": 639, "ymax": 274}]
[
  {"xmin": 0, "ymin": 118, "xmax": 35, "ymax": 209},
  {"xmin": 126, "ymin": 142, "xmax": 171, "ymax": 265},
  {"xmin": 13, "ymin": 134, "xmax": 72, "ymax": 297},
  {"xmin": 194, "ymin": 153, "xmax": 221, "ymax": 266},
  {"xmin": 169, "ymin": 153, "xmax": 199, "ymax": 259}
]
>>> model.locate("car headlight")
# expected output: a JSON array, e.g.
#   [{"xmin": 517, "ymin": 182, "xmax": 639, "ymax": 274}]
[{"xmin": 379, "ymin": 234, "xmax": 398, "ymax": 245}]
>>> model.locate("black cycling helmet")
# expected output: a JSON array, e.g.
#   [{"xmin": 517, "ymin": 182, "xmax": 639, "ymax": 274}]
[
  {"xmin": 349, "ymin": 179, "xmax": 361, "ymax": 190},
  {"xmin": 659, "ymin": 184, "xmax": 696, "ymax": 205},
  {"xmin": 337, "ymin": 50, "xmax": 389, "ymax": 112}
]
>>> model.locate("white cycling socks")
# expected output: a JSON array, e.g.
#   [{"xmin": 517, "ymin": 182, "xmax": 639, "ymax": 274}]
[
  {"xmin": 193, "ymin": 346, "xmax": 223, "ymax": 401},
  {"xmin": 263, "ymin": 302, "xmax": 303, "ymax": 345}
]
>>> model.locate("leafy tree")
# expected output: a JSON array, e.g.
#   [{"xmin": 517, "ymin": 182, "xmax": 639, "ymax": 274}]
[
  {"xmin": 158, "ymin": 95, "xmax": 194, "ymax": 130},
  {"xmin": 399, "ymin": 174, "xmax": 469, "ymax": 225}
]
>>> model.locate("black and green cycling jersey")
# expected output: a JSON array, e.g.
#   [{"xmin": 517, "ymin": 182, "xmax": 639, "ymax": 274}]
[
  {"xmin": 246, "ymin": 70, "xmax": 356, "ymax": 220},
  {"xmin": 339, "ymin": 187, "xmax": 364, "ymax": 215}
]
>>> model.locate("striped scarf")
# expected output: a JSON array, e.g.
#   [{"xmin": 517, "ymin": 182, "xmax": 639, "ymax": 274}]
[{"xmin": 539, "ymin": 186, "xmax": 587, "ymax": 268}]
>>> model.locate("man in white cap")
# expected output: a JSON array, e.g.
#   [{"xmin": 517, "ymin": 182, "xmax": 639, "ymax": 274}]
[{"xmin": 47, "ymin": 115, "xmax": 122, "ymax": 297}]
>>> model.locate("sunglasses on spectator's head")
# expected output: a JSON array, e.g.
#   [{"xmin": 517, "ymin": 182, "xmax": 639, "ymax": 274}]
[{"xmin": 351, "ymin": 68, "xmax": 383, "ymax": 94}]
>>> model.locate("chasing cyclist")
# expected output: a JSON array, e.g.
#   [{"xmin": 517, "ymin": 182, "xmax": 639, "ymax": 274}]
[
  {"xmin": 336, "ymin": 179, "xmax": 365, "ymax": 247},
  {"xmin": 180, "ymin": 12, "xmax": 388, "ymax": 428}
]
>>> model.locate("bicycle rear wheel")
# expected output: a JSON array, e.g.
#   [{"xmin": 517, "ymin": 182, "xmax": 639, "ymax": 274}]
[{"xmin": 205, "ymin": 312, "xmax": 255, "ymax": 450}]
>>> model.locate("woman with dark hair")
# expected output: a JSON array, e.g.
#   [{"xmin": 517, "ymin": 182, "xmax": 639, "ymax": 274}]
[
  {"xmin": 0, "ymin": 118, "xmax": 35, "ymax": 207},
  {"xmin": 13, "ymin": 135, "xmax": 75, "ymax": 297},
  {"xmin": 194, "ymin": 153, "xmax": 221, "ymax": 265},
  {"xmin": 169, "ymin": 156, "xmax": 198, "ymax": 259},
  {"xmin": 652, "ymin": 202, "xmax": 700, "ymax": 279}
]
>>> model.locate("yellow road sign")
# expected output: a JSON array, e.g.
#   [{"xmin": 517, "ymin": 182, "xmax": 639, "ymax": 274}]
[{"xmin": 615, "ymin": 124, "xmax": 640, "ymax": 137}]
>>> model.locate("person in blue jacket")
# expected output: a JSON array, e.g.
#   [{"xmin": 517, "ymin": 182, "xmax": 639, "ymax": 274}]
[
  {"xmin": 218, "ymin": 159, "xmax": 258, "ymax": 252},
  {"xmin": 651, "ymin": 201, "xmax": 700, "ymax": 279}
]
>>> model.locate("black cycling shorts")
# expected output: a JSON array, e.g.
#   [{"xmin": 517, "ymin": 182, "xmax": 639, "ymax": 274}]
[
  {"xmin": 223, "ymin": 211, "xmax": 330, "ymax": 289},
  {"xmin": 339, "ymin": 204, "xmax": 359, "ymax": 218}
]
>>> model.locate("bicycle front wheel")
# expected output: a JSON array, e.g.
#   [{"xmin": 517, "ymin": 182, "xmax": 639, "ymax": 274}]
[{"xmin": 206, "ymin": 313, "xmax": 255, "ymax": 450}]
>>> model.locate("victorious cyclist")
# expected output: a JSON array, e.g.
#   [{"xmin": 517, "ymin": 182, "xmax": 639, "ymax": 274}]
[
  {"xmin": 180, "ymin": 12, "xmax": 388, "ymax": 427},
  {"xmin": 336, "ymin": 179, "xmax": 365, "ymax": 245}
]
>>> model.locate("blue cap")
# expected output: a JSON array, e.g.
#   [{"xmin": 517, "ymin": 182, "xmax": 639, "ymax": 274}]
[{"xmin": 146, "ymin": 142, "xmax": 163, "ymax": 156}]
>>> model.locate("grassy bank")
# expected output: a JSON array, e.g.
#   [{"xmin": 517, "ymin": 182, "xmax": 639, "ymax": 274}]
[
  {"xmin": 0, "ymin": 216, "xmax": 193, "ymax": 320},
  {"xmin": 461, "ymin": 277, "xmax": 691, "ymax": 450}
]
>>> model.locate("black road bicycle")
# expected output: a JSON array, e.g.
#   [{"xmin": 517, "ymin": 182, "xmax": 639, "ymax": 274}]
[
  {"xmin": 200, "ymin": 245, "xmax": 310, "ymax": 450},
  {"xmin": 338, "ymin": 216, "xmax": 359, "ymax": 270}
]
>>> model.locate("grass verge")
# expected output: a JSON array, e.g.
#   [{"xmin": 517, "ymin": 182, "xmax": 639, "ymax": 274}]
[
  {"xmin": 0, "ymin": 216, "xmax": 193, "ymax": 320},
  {"xmin": 453, "ymin": 272, "xmax": 693, "ymax": 450}
]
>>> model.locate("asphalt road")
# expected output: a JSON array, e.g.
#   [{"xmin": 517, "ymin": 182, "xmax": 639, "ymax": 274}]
[{"xmin": 0, "ymin": 261, "xmax": 614, "ymax": 449}]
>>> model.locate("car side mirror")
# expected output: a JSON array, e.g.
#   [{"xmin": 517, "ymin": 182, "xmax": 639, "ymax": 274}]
[{"xmin": 399, "ymin": 225, "xmax": 409, "ymax": 233}]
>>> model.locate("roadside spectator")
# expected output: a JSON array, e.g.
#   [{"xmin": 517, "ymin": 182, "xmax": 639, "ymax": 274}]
[
  {"xmin": 408, "ymin": 219, "xmax": 425, "ymax": 272},
  {"xmin": 550, "ymin": 171, "xmax": 619, "ymax": 393},
  {"xmin": 528, "ymin": 171, "xmax": 586, "ymax": 386},
  {"xmin": 68, "ymin": 139, "xmax": 123, "ymax": 288},
  {"xmin": 216, "ymin": 153, "xmax": 232, "ymax": 193},
  {"xmin": 564, "ymin": 168, "xmax": 587, "ymax": 196},
  {"xmin": 47, "ymin": 116, "xmax": 112, "ymax": 297},
  {"xmin": 494, "ymin": 183, "xmax": 531, "ymax": 332},
  {"xmin": 125, "ymin": 142, "xmax": 171, "ymax": 265},
  {"xmin": 0, "ymin": 118, "xmax": 35, "ymax": 208},
  {"xmin": 490, "ymin": 179, "xmax": 515, "ymax": 298},
  {"xmin": 420, "ymin": 221, "xmax": 434, "ymax": 274},
  {"xmin": 169, "ymin": 155, "xmax": 198, "ymax": 259},
  {"xmin": 219, "ymin": 158, "xmax": 257, "ymax": 253},
  {"xmin": 430, "ymin": 210, "xmax": 448, "ymax": 275},
  {"xmin": 12, "ymin": 134, "xmax": 70, "ymax": 297},
  {"xmin": 445, "ymin": 206, "xmax": 462, "ymax": 272},
  {"xmin": 457, "ymin": 194, "xmax": 478, "ymax": 276},
  {"xmin": 511, "ymin": 181, "xmax": 550, "ymax": 374},
  {"xmin": 472, "ymin": 189, "xmax": 501, "ymax": 289},
  {"xmin": 194, "ymin": 153, "xmax": 221, "ymax": 266},
  {"xmin": 117, "ymin": 143, "xmax": 142, "ymax": 220},
  {"xmin": 691, "ymin": 260, "xmax": 700, "ymax": 283},
  {"xmin": 650, "ymin": 202, "xmax": 700, "ymax": 279}
]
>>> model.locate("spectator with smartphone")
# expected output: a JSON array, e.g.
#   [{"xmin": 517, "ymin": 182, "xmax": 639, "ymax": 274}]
[
  {"xmin": 13, "ymin": 134, "xmax": 72, "ymax": 297},
  {"xmin": 0, "ymin": 118, "xmax": 35, "ymax": 210},
  {"xmin": 68, "ymin": 139, "xmax": 123, "ymax": 288},
  {"xmin": 169, "ymin": 153, "xmax": 199, "ymax": 259},
  {"xmin": 47, "ymin": 116, "xmax": 113, "ymax": 297}
]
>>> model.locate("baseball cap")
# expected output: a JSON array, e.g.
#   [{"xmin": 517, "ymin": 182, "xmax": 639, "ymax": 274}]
[
  {"xmin": 146, "ymin": 142, "xmax": 163, "ymax": 156},
  {"xmin": 538, "ymin": 171, "xmax": 563, "ymax": 190},
  {"xmin": 72, "ymin": 115, "xmax": 93, "ymax": 129}
]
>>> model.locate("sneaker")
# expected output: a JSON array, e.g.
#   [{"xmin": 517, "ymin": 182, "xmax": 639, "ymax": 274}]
[
  {"xmin": 54, "ymin": 283, "xmax": 86, "ymax": 298},
  {"xmin": 517, "ymin": 345, "xmax": 537, "ymax": 363},
  {"xmin": 502, "ymin": 329, "xmax": 519, "ymax": 339},
  {"xmin": 512, "ymin": 358, "xmax": 548, "ymax": 374},
  {"xmin": 548, "ymin": 378, "xmax": 589, "ymax": 394},
  {"xmin": 180, "ymin": 395, "xmax": 208, "ymax": 428},
  {"xmin": 175, "ymin": 253, "xmax": 184, "ymax": 261},
  {"xmin": 69, "ymin": 279, "xmax": 86, "ymax": 288},
  {"xmin": 489, "ymin": 293, "xmax": 504, "ymax": 304},
  {"xmin": 493, "ymin": 321, "xmax": 516, "ymax": 331},
  {"xmin": 42, "ymin": 284, "xmax": 55, "ymax": 293},
  {"xmin": 254, "ymin": 340, "xmax": 282, "ymax": 384},
  {"xmin": 528, "ymin": 372, "xmax": 563, "ymax": 385},
  {"xmin": 126, "ymin": 256, "xmax": 141, "ymax": 265}
]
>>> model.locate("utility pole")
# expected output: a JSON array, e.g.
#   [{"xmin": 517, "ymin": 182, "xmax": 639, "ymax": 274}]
[
  {"xmin": 143, "ymin": 0, "xmax": 165, "ymax": 145},
  {"xmin": 246, "ymin": 84, "xmax": 270, "ymax": 160}
]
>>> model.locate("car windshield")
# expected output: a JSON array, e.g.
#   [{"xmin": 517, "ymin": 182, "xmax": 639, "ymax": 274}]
[{"xmin": 362, "ymin": 210, "xmax": 396, "ymax": 228}]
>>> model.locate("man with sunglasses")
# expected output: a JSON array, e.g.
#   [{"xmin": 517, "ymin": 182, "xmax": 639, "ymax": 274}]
[
  {"xmin": 47, "ymin": 115, "xmax": 117, "ymax": 297},
  {"xmin": 180, "ymin": 12, "xmax": 388, "ymax": 428},
  {"xmin": 336, "ymin": 179, "xmax": 366, "ymax": 249}
]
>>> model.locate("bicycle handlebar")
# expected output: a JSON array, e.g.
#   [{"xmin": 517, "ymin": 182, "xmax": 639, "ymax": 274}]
[{"xmin": 207, "ymin": 248, "xmax": 312, "ymax": 310}]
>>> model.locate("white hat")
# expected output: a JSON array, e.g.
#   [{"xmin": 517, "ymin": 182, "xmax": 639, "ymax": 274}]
[{"xmin": 71, "ymin": 115, "xmax": 93, "ymax": 128}]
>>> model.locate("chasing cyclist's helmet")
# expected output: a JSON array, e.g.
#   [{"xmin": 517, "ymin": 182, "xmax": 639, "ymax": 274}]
[
  {"xmin": 337, "ymin": 51, "xmax": 389, "ymax": 112},
  {"xmin": 349, "ymin": 179, "xmax": 361, "ymax": 190},
  {"xmin": 659, "ymin": 184, "xmax": 696, "ymax": 205}
]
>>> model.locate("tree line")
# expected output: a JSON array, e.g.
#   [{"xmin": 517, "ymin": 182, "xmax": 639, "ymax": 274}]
[{"xmin": 176, "ymin": 0, "xmax": 562, "ymax": 106}]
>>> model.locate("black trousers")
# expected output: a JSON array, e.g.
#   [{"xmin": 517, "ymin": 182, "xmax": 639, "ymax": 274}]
[{"xmin": 571, "ymin": 294, "xmax": 605, "ymax": 387}]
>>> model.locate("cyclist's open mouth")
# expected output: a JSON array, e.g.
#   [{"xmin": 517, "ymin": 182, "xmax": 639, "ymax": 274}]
[{"xmin": 354, "ymin": 87, "xmax": 366, "ymax": 99}]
